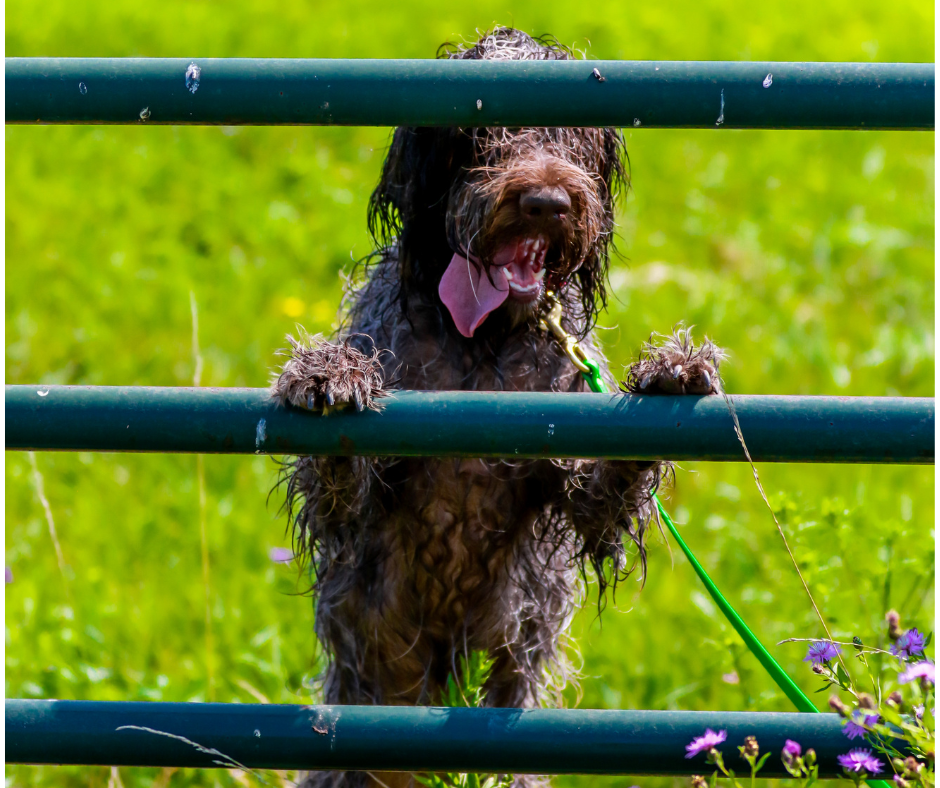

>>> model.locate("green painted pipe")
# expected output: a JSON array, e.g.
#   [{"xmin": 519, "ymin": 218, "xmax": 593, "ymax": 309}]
[
  {"xmin": 5, "ymin": 58, "xmax": 934, "ymax": 129},
  {"xmin": 4, "ymin": 386, "xmax": 933, "ymax": 463},
  {"xmin": 6, "ymin": 700, "xmax": 854, "ymax": 775}
]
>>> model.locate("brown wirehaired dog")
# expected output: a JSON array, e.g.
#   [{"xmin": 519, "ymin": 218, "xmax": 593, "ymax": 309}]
[{"xmin": 273, "ymin": 28, "xmax": 723, "ymax": 788}]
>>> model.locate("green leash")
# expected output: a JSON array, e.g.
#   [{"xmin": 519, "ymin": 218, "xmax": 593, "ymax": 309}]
[{"xmin": 580, "ymin": 356, "xmax": 817, "ymax": 713}]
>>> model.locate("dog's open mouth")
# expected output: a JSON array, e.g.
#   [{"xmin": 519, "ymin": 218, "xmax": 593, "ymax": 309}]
[
  {"xmin": 439, "ymin": 235, "xmax": 549, "ymax": 337},
  {"xmin": 493, "ymin": 235, "xmax": 547, "ymax": 303}
]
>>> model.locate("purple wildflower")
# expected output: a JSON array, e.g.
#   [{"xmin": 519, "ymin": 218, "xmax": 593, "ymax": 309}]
[
  {"xmin": 4, "ymin": 566, "xmax": 12, "ymax": 584},
  {"xmin": 843, "ymin": 712, "xmax": 879, "ymax": 740},
  {"xmin": 269, "ymin": 547, "xmax": 294, "ymax": 564},
  {"xmin": 685, "ymin": 729, "xmax": 727, "ymax": 759},
  {"xmin": 803, "ymin": 640, "xmax": 842, "ymax": 665},
  {"xmin": 837, "ymin": 749, "xmax": 883, "ymax": 774},
  {"xmin": 890, "ymin": 629, "xmax": 926, "ymax": 659},
  {"xmin": 782, "ymin": 740, "xmax": 802, "ymax": 757},
  {"xmin": 899, "ymin": 661, "xmax": 935, "ymax": 685}
]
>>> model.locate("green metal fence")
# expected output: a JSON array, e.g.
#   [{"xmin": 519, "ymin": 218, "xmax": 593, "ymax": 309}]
[
  {"xmin": 6, "ymin": 701, "xmax": 852, "ymax": 777},
  {"xmin": 4, "ymin": 56, "xmax": 935, "ymax": 778},
  {"xmin": 5, "ymin": 385, "xmax": 935, "ymax": 463},
  {"xmin": 6, "ymin": 58, "xmax": 934, "ymax": 128}
]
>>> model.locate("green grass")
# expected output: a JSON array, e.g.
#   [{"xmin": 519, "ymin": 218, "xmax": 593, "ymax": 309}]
[{"xmin": 5, "ymin": 0, "xmax": 934, "ymax": 786}]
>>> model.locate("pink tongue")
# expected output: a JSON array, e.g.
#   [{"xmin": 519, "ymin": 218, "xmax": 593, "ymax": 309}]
[{"xmin": 439, "ymin": 253, "xmax": 510, "ymax": 338}]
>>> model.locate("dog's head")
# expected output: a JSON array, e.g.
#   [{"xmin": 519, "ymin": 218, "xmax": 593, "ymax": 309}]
[{"xmin": 368, "ymin": 27, "xmax": 628, "ymax": 340}]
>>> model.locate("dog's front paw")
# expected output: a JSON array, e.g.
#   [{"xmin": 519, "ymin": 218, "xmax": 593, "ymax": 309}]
[
  {"xmin": 622, "ymin": 326, "xmax": 725, "ymax": 395},
  {"xmin": 272, "ymin": 334, "xmax": 385, "ymax": 413}
]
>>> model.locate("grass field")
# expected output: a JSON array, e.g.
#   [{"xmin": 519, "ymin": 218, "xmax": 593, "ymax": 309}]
[{"xmin": 5, "ymin": 0, "xmax": 935, "ymax": 786}]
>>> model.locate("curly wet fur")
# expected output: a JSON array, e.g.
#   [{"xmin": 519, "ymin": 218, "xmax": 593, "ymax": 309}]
[{"xmin": 270, "ymin": 27, "xmax": 722, "ymax": 788}]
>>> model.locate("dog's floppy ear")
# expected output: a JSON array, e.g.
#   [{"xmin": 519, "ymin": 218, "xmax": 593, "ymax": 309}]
[
  {"xmin": 569, "ymin": 127, "xmax": 629, "ymax": 335},
  {"xmin": 599, "ymin": 127, "xmax": 630, "ymax": 210},
  {"xmin": 368, "ymin": 127, "xmax": 475, "ymax": 290}
]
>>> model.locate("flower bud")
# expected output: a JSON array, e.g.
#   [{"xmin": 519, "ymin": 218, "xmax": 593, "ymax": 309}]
[
  {"xmin": 812, "ymin": 664, "xmax": 827, "ymax": 675},
  {"xmin": 858, "ymin": 693, "xmax": 877, "ymax": 710},
  {"xmin": 743, "ymin": 736, "xmax": 759, "ymax": 758},
  {"xmin": 903, "ymin": 757, "xmax": 924, "ymax": 775},
  {"xmin": 894, "ymin": 776, "xmax": 910, "ymax": 788},
  {"xmin": 692, "ymin": 775, "xmax": 707, "ymax": 788},
  {"xmin": 805, "ymin": 749, "xmax": 816, "ymax": 766},
  {"xmin": 887, "ymin": 691, "xmax": 903, "ymax": 706},
  {"xmin": 886, "ymin": 610, "xmax": 902, "ymax": 641},
  {"xmin": 828, "ymin": 695, "xmax": 849, "ymax": 716}
]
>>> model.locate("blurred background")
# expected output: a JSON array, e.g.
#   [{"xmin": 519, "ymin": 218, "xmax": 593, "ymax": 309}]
[{"xmin": 5, "ymin": 0, "xmax": 934, "ymax": 786}]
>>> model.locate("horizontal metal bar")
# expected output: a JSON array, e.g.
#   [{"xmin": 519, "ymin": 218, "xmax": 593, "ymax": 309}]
[
  {"xmin": 5, "ymin": 385, "xmax": 934, "ymax": 463},
  {"xmin": 7, "ymin": 700, "xmax": 853, "ymax": 775},
  {"xmin": 5, "ymin": 58, "xmax": 934, "ymax": 129}
]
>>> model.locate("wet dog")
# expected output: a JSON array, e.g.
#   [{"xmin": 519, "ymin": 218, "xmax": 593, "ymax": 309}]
[{"xmin": 272, "ymin": 27, "xmax": 723, "ymax": 788}]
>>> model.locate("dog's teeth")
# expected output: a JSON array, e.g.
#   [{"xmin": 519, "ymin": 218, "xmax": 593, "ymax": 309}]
[{"xmin": 533, "ymin": 268, "xmax": 546, "ymax": 281}]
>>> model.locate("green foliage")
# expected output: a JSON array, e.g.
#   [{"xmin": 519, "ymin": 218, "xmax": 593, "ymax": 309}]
[
  {"xmin": 417, "ymin": 652, "xmax": 513, "ymax": 788},
  {"xmin": 694, "ymin": 620, "xmax": 934, "ymax": 788},
  {"xmin": 441, "ymin": 651, "xmax": 497, "ymax": 710},
  {"xmin": 811, "ymin": 623, "xmax": 935, "ymax": 781},
  {"xmin": 5, "ymin": 0, "xmax": 934, "ymax": 786}
]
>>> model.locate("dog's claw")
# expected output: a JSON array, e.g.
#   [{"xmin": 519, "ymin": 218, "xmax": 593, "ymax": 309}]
[
  {"xmin": 353, "ymin": 390, "xmax": 365, "ymax": 412},
  {"xmin": 672, "ymin": 365, "xmax": 683, "ymax": 379},
  {"xmin": 702, "ymin": 370, "xmax": 711, "ymax": 390},
  {"xmin": 326, "ymin": 390, "xmax": 335, "ymax": 407},
  {"xmin": 307, "ymin": 394, "xmax": 315, "ymax": 410},
  {"xmin": 640, "ymin": 375, "xmax": 650, "ymax": 390}
]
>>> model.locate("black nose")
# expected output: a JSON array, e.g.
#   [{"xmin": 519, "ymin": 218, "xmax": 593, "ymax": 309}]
[{"xmin": 519, "ymin": 187, "xmax": 571, "ymax": 221}]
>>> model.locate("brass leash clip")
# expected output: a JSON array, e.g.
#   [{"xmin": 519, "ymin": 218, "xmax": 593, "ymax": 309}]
[{"xmin": 539, "ymin": 291, "xmax": 591, "ymax": 375}]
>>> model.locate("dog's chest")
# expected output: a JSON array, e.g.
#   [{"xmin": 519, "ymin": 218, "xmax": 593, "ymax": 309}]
[
  {"xmin": 390, "ymin": 318, "xmax": 581, "ymax": 393},
  {"xmin": 393, "ymin": 455, "xmax": 561, "ymax": 633}
]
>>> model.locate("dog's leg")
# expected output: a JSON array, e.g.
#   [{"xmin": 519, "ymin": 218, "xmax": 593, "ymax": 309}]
[
  {"xmin": 564, "ymin": 458, "xmax": 662, "ymax": 583},
  {"xmin": 622, "ymin": 326, "xmax": 725, "ymax": 396},
  {"xmin": 271, "ymin": 332, "xmax": 388, "ymax": 557},
  {"xmin": 567, "ymin": 329, "xmax": 724, "ymax": 584}
]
